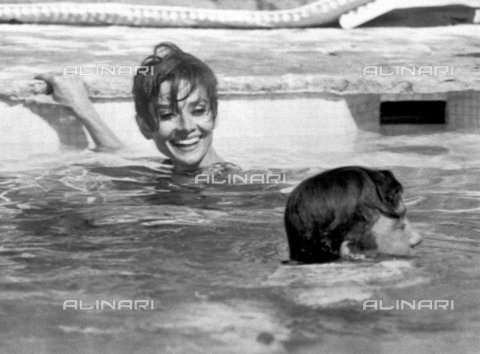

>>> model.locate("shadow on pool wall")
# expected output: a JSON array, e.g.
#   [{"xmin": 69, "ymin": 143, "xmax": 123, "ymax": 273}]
[{"xmin": 0, "ymin": 89, "xmax": 479, "ymax": 158}]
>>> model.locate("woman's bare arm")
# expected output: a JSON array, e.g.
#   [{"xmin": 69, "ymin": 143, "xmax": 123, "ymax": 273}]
[{"xmin": 35, "ymin": 74, "xmax": 124, "ymax": 152}]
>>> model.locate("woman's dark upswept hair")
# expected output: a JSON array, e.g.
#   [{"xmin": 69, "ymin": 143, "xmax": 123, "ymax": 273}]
[{"xmin": 133, "ymin": 42, "xmax": 218, "ymax": 132}]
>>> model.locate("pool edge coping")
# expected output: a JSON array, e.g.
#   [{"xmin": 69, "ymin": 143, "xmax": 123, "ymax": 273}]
[{"xmin": 2, "ymin": 73, "xmax": 480, "ymax": 102}]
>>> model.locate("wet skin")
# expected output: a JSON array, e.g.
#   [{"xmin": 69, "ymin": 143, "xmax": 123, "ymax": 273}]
[
  {"xmin": 137, "ymin": 80, "xmax": 223, "ymax": 173},
  {"xmin": 30, "ymin": 76, "xmax": 223, "ymax": 171},
  {"xmin": 370, "ymin": 213, "xmax": 423, "ymax": 256},
  {"xmin": 341, "ymin": 205, "xmax": 423, "ymax": 260}
]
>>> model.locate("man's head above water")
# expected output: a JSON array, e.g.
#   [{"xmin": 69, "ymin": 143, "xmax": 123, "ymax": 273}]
[
  {"xmin": 284, "ymin": 166, "xmax": 423, "ymax": 263},
  {"xmin": 133, "ymin": 42, "xmax": 221, "ymax": 172}
]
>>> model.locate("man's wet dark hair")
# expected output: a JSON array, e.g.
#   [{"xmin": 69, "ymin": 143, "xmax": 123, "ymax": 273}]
[
  {"xmin": 133, "ymin": 42, "xmax": 218, "ymax": 132},
  {"xmin": 284, "ymin": 166, "xmax": 405, "ymax": 263}
]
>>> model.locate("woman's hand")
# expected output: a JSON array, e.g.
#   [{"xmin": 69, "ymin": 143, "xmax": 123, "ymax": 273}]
[
  {"xmin": 29, "ymin": 72, "xmax": 124, "ymax": 151},
  {"xmin": 35, "ymin": 73, "xmax": 92, "ymax": 112}
]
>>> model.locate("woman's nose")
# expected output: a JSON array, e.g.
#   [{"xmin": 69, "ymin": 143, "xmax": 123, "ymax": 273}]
[{"xmin": 177, "ymin": 112, "xmax": 195, "ymax": 133}]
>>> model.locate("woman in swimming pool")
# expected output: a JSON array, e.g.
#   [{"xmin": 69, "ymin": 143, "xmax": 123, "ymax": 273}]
[{"xmin": 35, "ymin": 42, "xmax": 225, "ymax": 174}]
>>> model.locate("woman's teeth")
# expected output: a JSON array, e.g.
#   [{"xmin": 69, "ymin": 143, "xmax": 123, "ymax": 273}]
[{"xmin": 173, "ymin": 137, "xmax": 200, "ymax": 146}]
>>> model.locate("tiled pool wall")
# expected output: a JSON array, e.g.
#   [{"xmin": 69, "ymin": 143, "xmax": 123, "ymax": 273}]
[
  {"xmin": 0, "ymin": 90, "xmax": 479, "ymax": 154},
  {"xmin": 346, "ymin": 90, "xmax": 480, "ymax": 133}
]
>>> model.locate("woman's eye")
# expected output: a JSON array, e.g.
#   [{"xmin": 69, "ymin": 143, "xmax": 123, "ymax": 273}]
[
  {"xmin": 158, "ymin": 112, "xmax": 174, "ymax": 120},
  {"xmin": 192, "ymin": 107, "xmax": 207, "ymax": 116}
]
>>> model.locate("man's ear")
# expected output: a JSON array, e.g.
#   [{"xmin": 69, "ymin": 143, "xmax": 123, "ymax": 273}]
[{"xmin": 135, "ymin": 114, "xmax": 153, "ymax": 139}]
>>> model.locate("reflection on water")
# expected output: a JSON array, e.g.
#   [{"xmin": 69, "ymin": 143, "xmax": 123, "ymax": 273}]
[{"xmin": 0, "ymin": 130, "xmax": 480, "ymax": 353}]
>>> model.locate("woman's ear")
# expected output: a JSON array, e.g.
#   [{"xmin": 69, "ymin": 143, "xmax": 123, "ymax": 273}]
[{"xmin": 135, "ymin": 114, "xmax": 153, "ymax": 139}]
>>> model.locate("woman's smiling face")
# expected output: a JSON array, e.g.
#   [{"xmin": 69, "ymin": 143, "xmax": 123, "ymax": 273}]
[{"xmin": 149, "ymin": 80, "xmax": 216, "ymax": 171}]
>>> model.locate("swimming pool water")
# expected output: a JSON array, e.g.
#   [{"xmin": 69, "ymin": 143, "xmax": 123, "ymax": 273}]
[{"xmin": 0, "ymin": 102, "xmax": 480, "ymax": 353}]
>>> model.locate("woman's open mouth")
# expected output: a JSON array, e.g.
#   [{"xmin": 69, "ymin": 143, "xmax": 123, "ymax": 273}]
[{"xmin": 170, "ymin": 136, "xmax": 201, "ymax": 152}]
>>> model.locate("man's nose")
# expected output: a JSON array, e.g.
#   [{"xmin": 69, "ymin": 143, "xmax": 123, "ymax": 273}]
[
  {"xmin": 406, "ymin": 221, "xmax": 423, "ymax": 247},
  {"xmin": 396, "ymin": 200, "xmax": 407, "ymax": 217}
]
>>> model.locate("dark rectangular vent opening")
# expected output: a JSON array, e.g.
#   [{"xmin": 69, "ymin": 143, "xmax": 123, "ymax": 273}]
[{"xmin": 380, "ymin": 101, "xmax": 446, "ymax": 124}]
